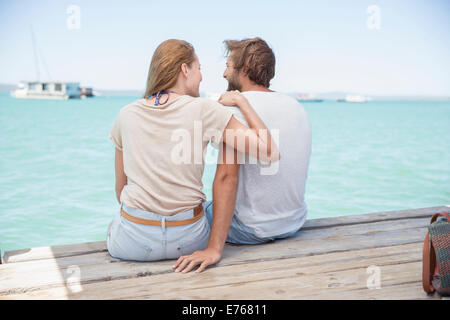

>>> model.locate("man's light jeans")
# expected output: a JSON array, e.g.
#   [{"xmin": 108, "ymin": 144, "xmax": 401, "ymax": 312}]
[{"xmin": 203, "ymin": 201, "xmax": 301, "ymax": 245}]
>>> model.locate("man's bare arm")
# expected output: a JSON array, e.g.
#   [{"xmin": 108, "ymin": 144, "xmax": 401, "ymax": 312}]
[
  {"xmin": 172, "ymin": 143, "xmax": 240, "ymax": 273},
  {"xmin": 208, "ymin": 143, "xmax": 240, "ymax": 254}
]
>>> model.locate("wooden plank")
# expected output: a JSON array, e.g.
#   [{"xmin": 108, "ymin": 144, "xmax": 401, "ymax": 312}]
[
  {"xmin": 3, "ymin": 243, "xmax": 420, "ymax": 299},
  {"xmin": 3, "ymin": 209, "xmax": 433, "ymax": 265},
  {"xmin": 299, "ymin": 282, "xmax": 442, "ymax": 300},
  {"xmin": 2, "ymin": 241, "xmax": 106, "ymax": 264},
  {"xmin": 1, "ymin": 242, "xmax": 424, "ymax": 299},
  {"xmin": 0, "ymin": 207, "xmax": 444, "ymax": 301},
  {"xmin": 302, "ymin": 205, "xmax": 449, "ymax": 230},
  {"xmin": 129, "ymin": 262, "xmax": 426, "ymax": 300},
  {"xmin": 2, "ymin": 206, "xmax": 446, "ymax": 299},
  {"xmin": 3, "ymin": 215, "xmax": 431, "ymax": 269},
  {"xmin": 4, "ymin": 266, "xmax": 431, "ymax": 300},
  {"xmin": 4, "ymin": 205, "xmax": 448, "ymax": 264},
  {"xmin": 0, "ymin": 218, "xmax": 430, "ymax": 296},
  {"xmin": 0, "ymin": 218, "xmax": 429, "ymax": 296},
  {"xmin": 0, "ymin": 215, "xmax": 426, "ymax": 284}
]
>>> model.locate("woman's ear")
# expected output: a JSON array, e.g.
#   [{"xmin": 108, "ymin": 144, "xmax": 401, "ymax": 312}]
[{"xmin": 180, "ymin": 63, "xmax": 189, "ymax": 78}]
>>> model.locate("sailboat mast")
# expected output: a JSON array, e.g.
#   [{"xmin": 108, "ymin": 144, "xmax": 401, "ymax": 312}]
[{"xmin": 30, "ymin": 25, "xmax": 40, "ymax": 82}]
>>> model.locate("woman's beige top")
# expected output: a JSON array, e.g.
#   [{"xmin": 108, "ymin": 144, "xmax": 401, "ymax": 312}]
[{"xmin": 109, "ymin": 95, "xmax": 234, "ymax": 216}]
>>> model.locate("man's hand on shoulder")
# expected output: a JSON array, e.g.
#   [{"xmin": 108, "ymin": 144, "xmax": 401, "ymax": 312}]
[{"xmin": 172, "ymin": 247, "xmax": 222, "ymax": 274}]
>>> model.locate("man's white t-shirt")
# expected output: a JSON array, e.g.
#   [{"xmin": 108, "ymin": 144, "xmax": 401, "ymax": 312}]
[{"xmin": 227, "ymin": 91, "xmax": 312, "ymax": 238}]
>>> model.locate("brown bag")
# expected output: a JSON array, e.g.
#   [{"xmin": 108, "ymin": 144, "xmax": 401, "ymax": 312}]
[{"xmin": 422, "ymin": 211, "xmax": 450, "ymax": 295}]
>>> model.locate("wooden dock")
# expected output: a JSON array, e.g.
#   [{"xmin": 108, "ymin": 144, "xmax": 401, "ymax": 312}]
[{"xmin": 1, "ymin": 205, "xmax": 449, "ymax": 300}]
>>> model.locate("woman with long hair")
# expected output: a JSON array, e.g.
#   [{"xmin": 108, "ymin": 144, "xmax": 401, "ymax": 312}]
[{"xmin": 107, "ymin": 39, "xmax": 279, "ymax": 262}]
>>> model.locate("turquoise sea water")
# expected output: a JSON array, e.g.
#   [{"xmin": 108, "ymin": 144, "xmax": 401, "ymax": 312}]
[{"xmin": 1, "ymin": 94, "xmax": 449, "ymax": 255}]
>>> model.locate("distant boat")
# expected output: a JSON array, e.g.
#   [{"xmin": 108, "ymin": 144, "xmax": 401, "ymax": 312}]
[
  {"xmin": 81, "ymin": 87, "xmax": 96, "ymax": 98},
  {"xmin": 11, "ymin": 26, "xmax": 95, "ymax": 100},
  {"xmin": 337, "ymin": 94, "xmax": 370, "ymax": 103},
  {"xmin": 11, "ymin": 81, "xmax": 83, "ymax": 100},
  {"xmin": 296, "ymin": 93, "xmax": 323, "ymax": 102}
]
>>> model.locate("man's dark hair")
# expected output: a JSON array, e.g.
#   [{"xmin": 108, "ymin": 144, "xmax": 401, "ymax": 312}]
[{"xmin": 224, "ymin": 37, "xmax": 275, "ymax": 88}]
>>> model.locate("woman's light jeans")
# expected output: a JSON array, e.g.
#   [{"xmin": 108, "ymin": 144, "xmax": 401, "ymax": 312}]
[{"xmin": 107, "ymin": 202, "xmax": 210, "ymax": 262}]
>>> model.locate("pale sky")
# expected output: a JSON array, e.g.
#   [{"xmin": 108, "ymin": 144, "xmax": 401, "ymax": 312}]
[{"xmin": 1, "ymin": 0, "xmax": 449, "ymax": 96}]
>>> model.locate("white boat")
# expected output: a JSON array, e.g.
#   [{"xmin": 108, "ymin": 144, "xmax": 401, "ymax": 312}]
[
  {"xmin": 337, "ymin": 94, "xmax": 370, "ymax": 103},
  {"xmin": 11, "ymin": 27, "xmax": 96, "ymax": 100},
  {"xmin": 11, "ymin": 81, "xmax": 82, "ymax": 100},
  {"xmin": 296, "ymin": 93, "xmax": 323, "ymax": 102},
  {"xmin": 81, "ymin": 87, "xmax": 96, "ymax": 98}
]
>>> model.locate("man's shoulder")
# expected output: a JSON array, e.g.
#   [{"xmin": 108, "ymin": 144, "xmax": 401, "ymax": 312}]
[
  {"xmin": 226, "ymin": 105, "xmax": 247, "ymax": 125},
  {"xmin": 241, "ymin": 91, "xmax": 303, "ymax": 115},
  {"xmin": 242, "ymin": 91, "xmax": 300, "ymax": 105}
]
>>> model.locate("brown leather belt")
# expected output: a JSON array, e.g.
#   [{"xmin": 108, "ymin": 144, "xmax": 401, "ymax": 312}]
[{"xmin": 120, "ymin": 203, "xmax": 204, "ymax": 227}]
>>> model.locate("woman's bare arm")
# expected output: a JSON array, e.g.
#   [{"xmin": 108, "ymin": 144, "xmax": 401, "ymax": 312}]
[
  {"xmin": 115, "ymin": 148, "xmax": 127, "ymax": 204},
  {"xmin": 219, "ymin": 91, "xmax": 280, "ymax": 163}
]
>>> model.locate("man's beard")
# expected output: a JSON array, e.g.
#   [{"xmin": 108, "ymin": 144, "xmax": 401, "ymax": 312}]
[{"xmin": 226, "ymin": 73, "xmax": 242, "ymax": 91}]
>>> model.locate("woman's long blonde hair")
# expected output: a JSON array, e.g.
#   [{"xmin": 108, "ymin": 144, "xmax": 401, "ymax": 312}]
[{"xmin": 144, "ymin": 39, "xmax": 196, "ymax": 97}]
